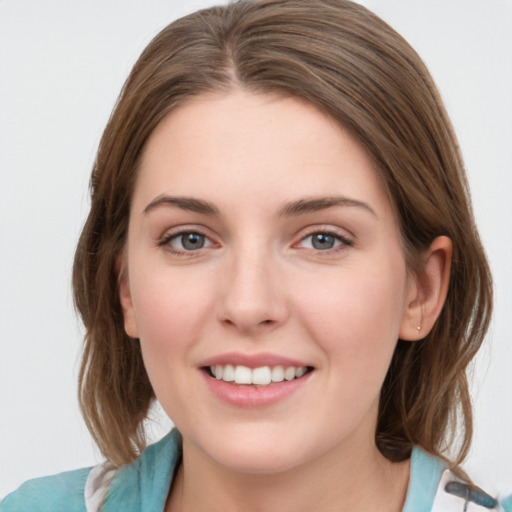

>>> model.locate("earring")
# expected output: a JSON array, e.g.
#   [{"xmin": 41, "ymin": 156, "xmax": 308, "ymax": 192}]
[{"xmin": 417, "ymin": 300, "xmax": 424, "ymax": 333}]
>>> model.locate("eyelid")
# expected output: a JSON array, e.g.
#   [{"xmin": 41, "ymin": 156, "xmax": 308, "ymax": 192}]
[
  {"xmin": 156, "ymin": 224, "xmax": 353, "ymax": 256},
  {"xmin": 294, "ymin": 225, "xmax": 354, "ymax": 252},
  {"xmin": 157, "ymin": 225, "xmax": 218, "ymax": 255}
]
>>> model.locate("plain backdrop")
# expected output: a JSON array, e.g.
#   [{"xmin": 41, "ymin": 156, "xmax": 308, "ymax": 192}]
[{"xmin": 1, "ymin": 0, "xmax": 511, "ymax": 499}]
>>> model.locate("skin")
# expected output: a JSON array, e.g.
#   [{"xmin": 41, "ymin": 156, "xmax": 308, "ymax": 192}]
[{"xmin": 119, "ymin": 90, "xmax": 452, "ymax": 512}]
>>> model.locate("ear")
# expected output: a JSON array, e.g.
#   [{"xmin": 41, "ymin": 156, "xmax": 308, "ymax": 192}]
[
  {"xmin": 116, "ymin": 255, "xmax": 139, "ymax": 339},
  {"xmin": 400, "ymin": 236, "xmax": 452, "ymax": 341}
]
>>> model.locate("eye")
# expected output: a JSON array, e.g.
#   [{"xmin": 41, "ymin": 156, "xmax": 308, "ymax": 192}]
[
  {"xmin": 162, "ymin": 231, "xmax": 214, "ymax": 252},
  {"xmin": 298, "ymin": 231, "xmax": 352, "ymax": 251}
]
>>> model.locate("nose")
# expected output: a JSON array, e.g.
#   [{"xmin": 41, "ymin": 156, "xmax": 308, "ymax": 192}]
[{"xmin": 216, "ymin": 245, "xmax": 289, "ymax": 335}]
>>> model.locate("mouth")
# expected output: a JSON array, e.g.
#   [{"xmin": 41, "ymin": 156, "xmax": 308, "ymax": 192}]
[{"xmin": 203, "ymin": 364, "xmax": 315, "ymax": 387}]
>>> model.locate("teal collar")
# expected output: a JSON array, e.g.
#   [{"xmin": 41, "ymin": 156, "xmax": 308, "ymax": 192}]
[
  {"xmin": 403, "ymin": 446, "xmax": 446, "ymax": 512},
  {"xmin": 103, "ymin": 431, "xmax": 444, "ymax": 512},
  {"xmin": 102, "ymin": 429, "xmax": 182, "ymax": 511}
]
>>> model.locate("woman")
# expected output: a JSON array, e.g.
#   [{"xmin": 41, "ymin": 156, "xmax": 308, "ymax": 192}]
[{"xmin": 2, "ymin": 0, "xmax": 509, "ymax": 510}]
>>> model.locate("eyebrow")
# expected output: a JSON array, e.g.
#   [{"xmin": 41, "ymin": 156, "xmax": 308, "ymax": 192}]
[
  {"xmin": 278, "ymin": 196, "xmax": 376, "ymax": 217},
  {"xmin": 143, "ymin": 195, "xmax": 220, "ymax": 216},
  {"xmin": 143, "ymin": 194, "xmax": 376, "ymax": 218}
]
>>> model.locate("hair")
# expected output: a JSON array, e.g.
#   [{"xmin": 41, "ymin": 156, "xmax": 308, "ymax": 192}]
[{"xmin": 73, "ymin": 0, "xmax": 492, "ymax": 468}]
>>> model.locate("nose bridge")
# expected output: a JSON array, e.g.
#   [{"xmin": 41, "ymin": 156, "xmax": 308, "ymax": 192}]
[{"xmin": 217, "ymin": 236, "xmax": 287, "ymax": 332}]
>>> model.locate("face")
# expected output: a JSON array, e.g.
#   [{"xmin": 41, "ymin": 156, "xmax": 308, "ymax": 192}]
[{"xmin": 120, "ymin": 91, "xmax": 419, "ymax": 474}]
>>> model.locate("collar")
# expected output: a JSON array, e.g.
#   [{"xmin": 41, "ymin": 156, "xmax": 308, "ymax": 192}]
[{"xmin": 89, "ymin": 433, "xmax": 504, "ymax": 512}]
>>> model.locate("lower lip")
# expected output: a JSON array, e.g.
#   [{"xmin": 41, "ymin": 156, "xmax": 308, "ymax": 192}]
[{"xmin": 201, "ymin": 370, "xmax": 313, "ymax": 408}]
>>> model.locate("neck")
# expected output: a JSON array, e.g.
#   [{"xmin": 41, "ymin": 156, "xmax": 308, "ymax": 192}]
[{"xmin": 166, "ymin": 436, "xmax": 410, "ymax": 512}]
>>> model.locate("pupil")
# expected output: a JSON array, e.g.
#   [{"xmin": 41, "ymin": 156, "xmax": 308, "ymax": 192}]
[
  {"xmin": 182, "ymin": 233, "xmax": 204, "ymax": 250},
  {"xmin": 312, "ymin": 233, "xmax": 334, "ymax": 250}
]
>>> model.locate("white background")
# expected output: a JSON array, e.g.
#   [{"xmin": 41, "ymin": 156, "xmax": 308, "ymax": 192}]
[{"xmin": 1, "ymin": 0, "xmax": 511, "ymax": 500}]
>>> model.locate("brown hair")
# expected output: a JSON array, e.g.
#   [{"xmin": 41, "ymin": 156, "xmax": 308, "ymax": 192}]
[{"xmin": 73, "ymin": 0, "xmax": 492, "ymax": 467}]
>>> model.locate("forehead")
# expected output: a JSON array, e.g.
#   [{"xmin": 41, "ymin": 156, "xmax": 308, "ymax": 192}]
[{"xmin": 134, "ymin": 90, "xmax": 392, "ymax": 218}]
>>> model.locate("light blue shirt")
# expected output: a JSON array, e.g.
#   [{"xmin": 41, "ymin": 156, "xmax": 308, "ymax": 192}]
[{"xmin": 2, "ymin": 430, "xmax": 510, "ymax": 512}]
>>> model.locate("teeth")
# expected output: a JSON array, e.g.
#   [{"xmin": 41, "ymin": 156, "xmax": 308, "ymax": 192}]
[
  {"xmin": 271, "ymin": 366, "xmax": 284, "ymax": 383},
  {"xmin": 295, "ymin": 367, "xmax": 307, "ymax": 378},
  {"xmin": 222, "ymin": 364, "xmax": 235, "ymax": 382},
  {"xmin": 234, "ymin": 365, "xmax": 252, "ymax": 384},
  {"xmin": 209, "ymin": 364, "xmax": 309, "ymax": 386},
  {"xmin": 284, "ymin": 367, "xmax": 296, "ymax": 381},
  {"xmin": 252, "ymin": 366, "xmax": 272, "ymax": 385}
]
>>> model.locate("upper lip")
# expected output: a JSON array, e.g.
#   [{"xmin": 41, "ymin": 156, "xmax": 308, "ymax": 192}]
[{"xmin": 199, "ymin": 352, "xmax": 311, "ymax": 369}]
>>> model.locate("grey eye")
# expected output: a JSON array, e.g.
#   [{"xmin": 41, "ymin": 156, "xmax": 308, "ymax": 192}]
[
  {"xmin": 311, "ymin": 233, "xmax": 336, "ymax": 250},
  {"xmin": 298, "ymin": 231, "xmax": 350, "ymax": 252},
  {"xmin": 176, "ymin": 233, "xmax": 206, "ymax": 250}
]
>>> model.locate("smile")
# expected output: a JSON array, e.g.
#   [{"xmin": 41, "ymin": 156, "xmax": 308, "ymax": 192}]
[
  {"xmin": 207, "ymin": 364, "xmax": 311, "ymax": 386},
  {"xmin": 200, "ymin": 353, "xmax": 315, "ymax": 407}
]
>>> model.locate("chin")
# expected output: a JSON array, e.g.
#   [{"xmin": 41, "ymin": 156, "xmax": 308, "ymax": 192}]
[
  {"xmin": 193, "ymin": 424, "xmax": 312, "ymax": 475},
  {"xmin": 213, "ymin": 445, "xmax": 307, "ymax": 475}
]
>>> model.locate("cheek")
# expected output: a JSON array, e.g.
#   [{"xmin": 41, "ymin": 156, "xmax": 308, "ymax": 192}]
[
  {"xmin": 129, "ymin": 266, "xmax": 214, "ymax": 364},
  {"xmin": 296, "ymin": 264, "xmax": 408, "ymax": 376},
  {"xmin": 128, "ymin": 267, "xmax": 219, "ymax": 419}
]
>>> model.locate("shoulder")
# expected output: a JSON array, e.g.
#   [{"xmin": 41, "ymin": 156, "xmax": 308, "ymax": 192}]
[
  {"xmin": 102, "ymin": 429, "xmax": 182, "ymax": 511},
  {"xmin": 1, "ymin": 430, "xmax": 182, "ymax": 512},
  {"xmin": 501, "ymin": 495, "xmax": 512, "ymax": 512},
  {"xmin": 0, "ymin": 467, "xmax": 91, "ymax": 512},
  {"xmin": 404, "ymin": 446, "xmax": 511, "ymax": 512}
]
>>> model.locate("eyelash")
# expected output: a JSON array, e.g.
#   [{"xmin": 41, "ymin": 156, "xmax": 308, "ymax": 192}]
[
  {"xmin": 296, "ymin": 229, "xmax": 353, "ymax": 254},
  {"xmin": 157, "ymin": 228, "xmax": 353, "ymax": 257},
  {"xmin": 158, "ymin": 229, "xmax": 214, "ymax": 256}
]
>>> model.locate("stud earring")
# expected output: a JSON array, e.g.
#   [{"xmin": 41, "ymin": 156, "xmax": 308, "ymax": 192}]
[{"xmin": 416, "ymin": 300, "xmax": 424, "ymax": 333}]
